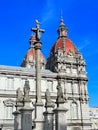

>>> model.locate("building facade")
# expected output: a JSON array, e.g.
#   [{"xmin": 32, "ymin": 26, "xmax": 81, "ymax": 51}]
[{"xmin": 0, "ymin": 19, "xmax": 97, "ymax": 130}]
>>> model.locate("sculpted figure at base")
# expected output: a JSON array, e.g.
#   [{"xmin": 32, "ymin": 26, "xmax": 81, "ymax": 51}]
[
  {"xmin": 16, "ymin": 87, "xmax": 23, "ymax": 102},
  {"xmin": 45, "ymin": 89, "xmax": 54, "ymax": 107},
  {"xmin": 23, "ymin": 80, "xmax": 30, "ymax": 101},
  {"xmin": 57, "ymin": 80, "xmax": 64, "ymax": 102}
]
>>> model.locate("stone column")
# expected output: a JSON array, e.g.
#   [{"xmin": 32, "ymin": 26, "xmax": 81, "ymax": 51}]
[
  {"xmin": 35, "ymin": 42, "xmax": 42, "ymax": 103},
  {"xmin": 13, "ymin": 110, "xmax": 21, "ymax": 130},
  {"xmin": 53, "ymin": 80, "xmax": 68, "ymax": 130},
  {"xmin": 13, "ymin": 102, "xmax": 23, "ymax": 130},
  {"xmin": 13, "ymin": 88, "xmax": 23, "ymax": 130},
  {"xmin": 31, "ymin": 20, "xmax": 44, "ymax": 104},
  {"xmin": 31, "ymin": 20, "xmax": 45, "ymax": 130},
  {"xmin": 43, "ymin": 108, "xmax": 54, "ymax": 130},
  {"xmin": 20, "ymin": 106, "xmax": 33, "ymax": 130},
  {"xmin": 53, "ymin": 101, "xmax": 68, "ymax": 130},
  {"xmin": 43, "ymin": 89, "xmax": 55, "ymax": 130},
  {"xmin": 20, "ymin": 80, "xmax": 34, "ymax": 130},
  {"xmin": 33, "ymin": 41, "xmax": 44, "ymax": 130}
]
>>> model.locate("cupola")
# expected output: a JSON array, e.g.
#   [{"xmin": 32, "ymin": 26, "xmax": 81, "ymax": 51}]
[
  {"xmin": 50, "ymin": 18, "xmax": 77, "ymax": 58},
  {"xmin": 57, "ymin": 18, "xmax": 68, "ymax": 38},
  {"xmin": 21, "ymin": 35, "xmax": 46, "ymax": 69},
  {"xmin": 46, "ymin": 18, "xmax": 86, "ymax": 74}
]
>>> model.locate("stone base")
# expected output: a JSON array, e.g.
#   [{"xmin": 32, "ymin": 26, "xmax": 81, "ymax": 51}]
[{"xmin": 33, "ymin": 120, "xmax": 45, "ymax": 130}]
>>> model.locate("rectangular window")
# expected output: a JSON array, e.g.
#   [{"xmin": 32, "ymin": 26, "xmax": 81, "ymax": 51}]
[
  {"xmin": 73, "ymin": 83, "xmax": 78, "ymax": 94},
  {"xmin": 0, "ymin": 77, "xmax": 6, "ymax": 89},
  {"xmin": 72, "ymin": 65, "xmax": 77, "ymax": 74},
  {"xmin": 41, "ymin": 80, "xmax": 47, "ymax": 92},
  {"xmin": 7, "ymin": 77, "xmax": 14, "ymax": 90},
  {"xmin": 47, "ymin": 80, "xmax": 53, "ymax": 92},
  {"xmin": 5, "ymin": 107, "xmax": 13, "ymax": 119},
  {"xmin": 67, "ymin": 82, "xmax": 72, "ymax": 93},
  {"xmin": 66, "ymin": 67, "xmax": 70, "ymax": 73},
  {"xmin": 29, "ymin": 79, "xmax": 36, "ymax": 91},
  {"xmin": 71, "ymin": 103, "xmax": 78, "ymax": 119},
  {"xmin": 21, "ymin": 78, "xmax": 26, "ymax": 89},
  {"xmin": 73, "ymin": 68, "xmax": 77, "ymax": 74}
]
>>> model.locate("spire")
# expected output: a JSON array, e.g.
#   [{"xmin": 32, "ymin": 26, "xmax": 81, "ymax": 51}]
[{"xmin": 57, "ymin": 17, "xmax": 68, "ymax": 38}]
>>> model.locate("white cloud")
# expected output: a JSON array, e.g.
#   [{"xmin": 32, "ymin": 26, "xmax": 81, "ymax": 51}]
[
  {"xmin": 40, "ymin": 0, "xmax": 57, "ymax": 24},
  {"xmin": 78, "ymin": 39, "xmax": 91, "ymax": 50}
]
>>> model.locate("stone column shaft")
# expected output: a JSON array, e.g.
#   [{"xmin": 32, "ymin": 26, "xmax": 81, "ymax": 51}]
[
  {"xmin": 36, "ymin": 47, "xmax": 42, "ymax": 103},
  {"xmin": 32, "ymin": 20, "xmax": 44, "ymax": 103},
  {"xmin": 33, "ymin": 43, "xmax": 44, "ymax": 130},
  {"xmin": 32, "ymin": 21, "xmax": 45, "ymax": 130}
]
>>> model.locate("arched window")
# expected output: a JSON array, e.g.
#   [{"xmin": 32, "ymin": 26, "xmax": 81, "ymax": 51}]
[{"xmin": 71, "ymin": 102, "xmax": 78, "ymax": 119}]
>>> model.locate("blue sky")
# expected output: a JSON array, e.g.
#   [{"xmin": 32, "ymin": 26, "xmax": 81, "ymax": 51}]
[{"xmin": 0, "ymin": 0, "xmax": 98, "ymax": 107}]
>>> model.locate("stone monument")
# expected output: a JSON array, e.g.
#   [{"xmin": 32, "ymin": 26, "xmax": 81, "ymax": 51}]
[
  {"xmin": 54, "ymin": 79, "xmax": 68, "ymax": 130},
  {"xmin": 20, "ymin": 80, "xmax": 33, "ymax": 130},
  {"xmin": 32, "ymin": 20, "xmax": 45, "ymax": 130},
  {"xmin": 44, "ymin": 89, "xmax": 54, "ymax": 130},
  {"xmin": 13, "ymin": 87, "xmax": 23, "ymax": 130}
]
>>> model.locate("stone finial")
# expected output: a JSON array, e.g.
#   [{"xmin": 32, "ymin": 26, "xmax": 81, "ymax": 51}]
[
  {"xmin": 23, "ymin": 80, "xmax": 30, "ymax": 102},
  {"xmin": 16, "ymin": 87, "xmax": 23, "ymax": 102},
  {"xmin": 45, "ymin": 89, "xmax": 54, "ymax": 107}
]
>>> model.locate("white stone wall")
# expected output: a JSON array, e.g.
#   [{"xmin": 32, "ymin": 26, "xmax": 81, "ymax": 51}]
[{"xmin": 0, "ymin": 66, "xmax": 96, "ymax": 130}]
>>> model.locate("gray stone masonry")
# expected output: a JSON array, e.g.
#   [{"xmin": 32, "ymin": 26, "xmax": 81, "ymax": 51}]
[
  {"xmin": 32, "ymin": 20, "xmax": 45, "ymax": 130},
  {"xmin": 20, "ymin": 80, "xmax": 33, "ymax": 130},
  {"xmin": 20, "ymin": 106, "xmax": 33, "ymax": 130},
  {"xmin": 53, "ymin": 102, "xmax": 68, "ymax": 130},
  {"xmin": 43, "ymin": 89, "xmax": 55, "ymax": 130},
  {"xmin": 13, "ymin": 110, "xmax": 21, "ymax": 130}
]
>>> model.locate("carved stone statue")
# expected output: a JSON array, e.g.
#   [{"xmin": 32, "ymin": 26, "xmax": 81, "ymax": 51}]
[
  {"xmin": 57, "ymin": 81, "xmax": 64, "ymax": 102},
  {"xmin": 16, "ymin": 87, "xmax": 23, "ymax": 102},
  {"xmin": 67, "ymin": 50, "xmax": 74, "ymax": 57},
  {"xmin": 45, "ymin": 89, "xmax": 54, "ymax": 107},
  {"xmin": 54, "ymin": 50, "xmax": 66, "ymax": 72},
  {"xmin": 23, "ymin": 80, "xmax": 30, "ymax": 101}
]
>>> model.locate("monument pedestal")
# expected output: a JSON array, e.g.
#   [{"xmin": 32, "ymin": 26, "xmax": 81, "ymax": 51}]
[
  {"xmin": 13, "ymin": 94, "xmax": 23, "ymax": 130},
  {"xmin": 20, "ymin": 106, "xmax": 34, "ymax": 130},
  {"xmin": 13, "ymin": 110, "xmax": 21, "ymax": 130},
  {"xmin": 43, "ymin": 106, "xmax": 54, "ymax": 130},
  {"xmin": 33, "ymin": 102, "xmax": 44, "ymax": 130},
  {"xmin": 53, "ymin": 101, "xmax": 68, "ymax": 130}
]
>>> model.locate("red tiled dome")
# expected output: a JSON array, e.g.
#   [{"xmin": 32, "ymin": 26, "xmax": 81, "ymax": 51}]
[
  {"xmin": 21, "ymin": 35, "xmax": 46, "ymax": 68},
  {"xmin": 50, "ymin": 37, "xmax": 77, "ymax": 57},
  {"xmin": 28, "ymin": 48, "xmax": 45, "ymax": 63}
]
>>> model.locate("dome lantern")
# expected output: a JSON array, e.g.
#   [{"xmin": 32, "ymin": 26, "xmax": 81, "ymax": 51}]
[{"xmin": 57, "ymin": 18, "xmax": 68, "ymax": 38}]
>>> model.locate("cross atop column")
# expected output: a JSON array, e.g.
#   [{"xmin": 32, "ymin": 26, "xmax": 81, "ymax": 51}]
[{"xmin": 31, "ymin": 20, "xmax": 45, "ymax": 41}]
